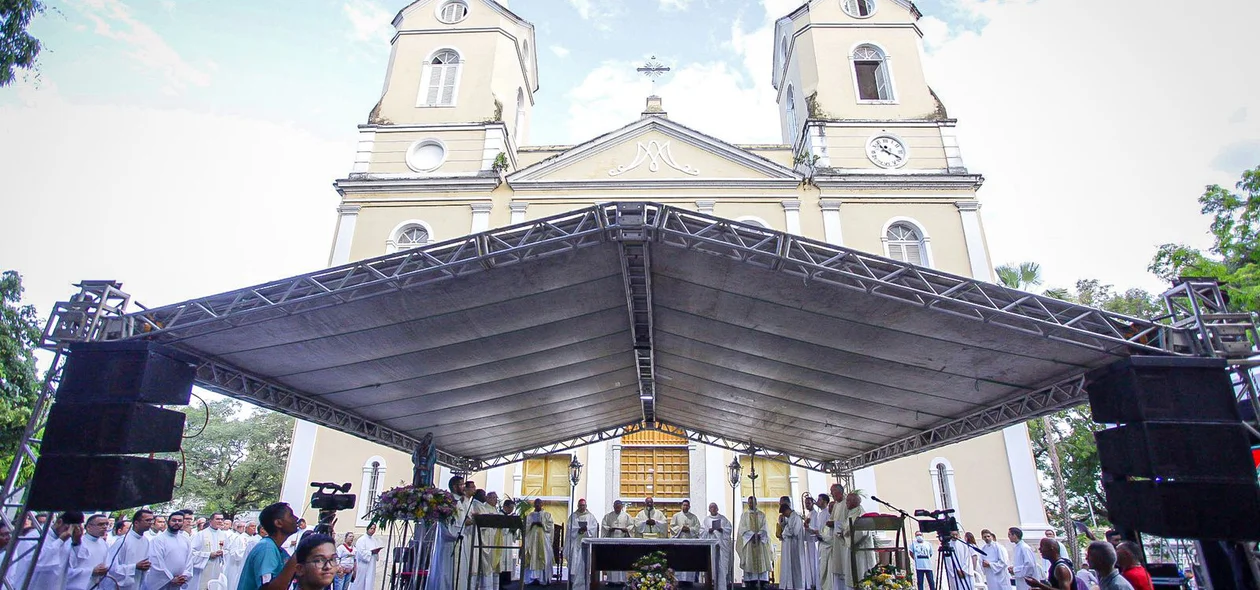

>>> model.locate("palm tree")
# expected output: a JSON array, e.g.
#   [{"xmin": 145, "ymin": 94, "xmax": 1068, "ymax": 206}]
[{"xmin": 995, "ymin": 262, "xmax": 1079, "ymax": 559}]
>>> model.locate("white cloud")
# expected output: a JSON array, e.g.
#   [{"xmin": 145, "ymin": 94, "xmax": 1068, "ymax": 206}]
[
  {"xmin": 550, "ymin": 45, "xmax": 571, "ymax": 58},
  {"xmin": 0, "ymin": 84, "xmax": 350, "ymax": 323},
  {"xmin": 565, "ymin": 0, "xmax": 622, "ymax": 31},
  {"xmin": 922, "ymin": 0, "xmax": 1260, "ymax": 291},
  {"xmin": 659, "ymin": 0, "xmax": 692, "ymax": 11},
  {"xmin": 71, "ymin": 0, "xmax": 210, "ymax": 94},
  {"xmin": 343, "ymin": 0, "xmax": 395, "ymax": 45}
]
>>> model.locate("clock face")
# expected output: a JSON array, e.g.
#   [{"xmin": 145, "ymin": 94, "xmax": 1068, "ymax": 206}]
[{"xmin": 867, "ymin": 136, "xmax": 908, "ymax": 168}]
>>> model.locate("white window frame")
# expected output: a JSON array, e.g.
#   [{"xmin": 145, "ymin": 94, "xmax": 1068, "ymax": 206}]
[
  {"xmin": 514, "ymin": 87, "xmax": 526, "ymax": 146},
  {"xmin": 927, "ymin": 457, "xmax": 961, "ymax": 522},
  {"xmin": 785, "ymin": 85, "xmax": 799, "ymax": 148},
  {"xmin": 842, "ymin": 0, "xmax": 878, "ymax": 19},
  {"xmin": 880, "ymin": 216, "xmax": 933, "ymax": 267},
  {"xmin": 735, "ymin": 215, "xmax": 772, "ymax": 229},
  {"xmin": 405, "ymin": 139, "xmax": 448, "ymax": 173},
  {"xmin": 356, "ymin": 455, "xmax": 388, "ymax": 526},
  {"xmin": 417, "ymin": 48, "xmax": 463, "ymax": 107},
  {"xmin": 386, "ymin": 219, "xmax": 436, "ymax": 254},
  {"xmin": 436, "ymin": 0, "xmax": 469, "ymax": 24},
  {"xmin": 849, "ymin": 42, "xmax": 897, "ymax": 104}
]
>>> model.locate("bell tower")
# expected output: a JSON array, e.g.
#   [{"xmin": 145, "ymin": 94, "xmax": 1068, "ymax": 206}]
[
  {"xmin": 352, "ymin": 0, "xmax": 538, "ymax": 178},
  {"xmin": 772, "ymin": 0, "xmax": 966, "ymax": 175}
]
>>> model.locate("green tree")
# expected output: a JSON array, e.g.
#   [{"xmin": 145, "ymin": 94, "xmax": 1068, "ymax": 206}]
[
  {"xmin": 0, "ymin": 270, "xmax": 41, "ymax": 481},
  {"xmin": 1043, "ymin": 279, "xmax": 1163, "ymax": 319},
  {"xmin": 1150, "ymin": 165, "xmax": 1260, "ymax": 313},
  {"xmin": 161, "ymin": 398, "xmax": 294, "ymax": 517},
  {"xmin": 995, "ymin": 261, "xmax": 1044, "ymax": 291},
  {"xmin": 1, "ymin": 0, "xmax": 45, "ymax": 87}
]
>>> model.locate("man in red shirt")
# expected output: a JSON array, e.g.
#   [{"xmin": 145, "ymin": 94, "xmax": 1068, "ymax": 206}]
[{"xmin": 1116, "ymin": 542, "xmax": 1154, "ymax": 590}]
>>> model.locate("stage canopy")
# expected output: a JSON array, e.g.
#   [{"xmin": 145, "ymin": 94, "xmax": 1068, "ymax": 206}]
[{"xmin": 50, "ymin": 203, "xmax": 1181, "ymax": 473}]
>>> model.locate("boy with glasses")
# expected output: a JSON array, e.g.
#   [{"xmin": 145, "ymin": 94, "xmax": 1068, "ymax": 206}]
[{"xmin": 293, "ymin": 534, "xmax": 339, "ymax": 590}]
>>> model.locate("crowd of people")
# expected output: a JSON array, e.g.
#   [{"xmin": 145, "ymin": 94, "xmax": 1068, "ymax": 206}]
[{"xmin": 0, "ymin": 477, "xmax": 1166, "ymax": 590}]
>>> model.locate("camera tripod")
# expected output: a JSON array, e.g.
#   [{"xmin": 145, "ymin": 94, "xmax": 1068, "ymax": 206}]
[{"xmin": 934, "ymin": 535, "xmax": 985, "ymax": 590}]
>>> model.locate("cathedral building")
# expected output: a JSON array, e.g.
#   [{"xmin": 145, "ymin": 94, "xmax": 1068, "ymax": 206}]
[{"xmin": 282, "ymin": 0, "xmax": 1051, "ymax": 571}]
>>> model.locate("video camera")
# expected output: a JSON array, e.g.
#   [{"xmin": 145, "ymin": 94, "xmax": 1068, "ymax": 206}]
[
  {"xmin": 311, "ymin": 482, "xmax": 356, "ymax": 512},
  {"xmin": 913, "ymin": 508, "xmax": 959, "ymax": 537}
]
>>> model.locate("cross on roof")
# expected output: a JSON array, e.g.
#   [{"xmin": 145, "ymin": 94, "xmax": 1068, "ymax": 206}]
[{"xmin": 637, "ymin": 56, "xmax": 671, "ymax": 92}]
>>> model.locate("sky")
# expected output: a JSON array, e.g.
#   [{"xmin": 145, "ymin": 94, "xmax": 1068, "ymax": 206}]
[{"xmin": 2, "ymin": 0, "xmax": 1259, "ymax": 326}]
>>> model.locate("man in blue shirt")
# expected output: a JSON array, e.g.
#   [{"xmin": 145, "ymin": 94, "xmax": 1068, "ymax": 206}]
[
  {"xmin": 238, "ymin": 502, "xmax": 300, "ymax": 590},
  {"xmin": 911, "ymin": 533, "xmax": 937, "ymax": 590}
]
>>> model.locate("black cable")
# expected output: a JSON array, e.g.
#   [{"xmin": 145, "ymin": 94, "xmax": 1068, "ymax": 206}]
[{"xmin": 182, "ymin": 391, "xmax": 211, "ymax": 439}]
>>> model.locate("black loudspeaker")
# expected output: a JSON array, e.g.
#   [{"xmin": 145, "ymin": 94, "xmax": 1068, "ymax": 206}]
[
  {"xmin": 1104, "ymin": 478, "xmax": 1260, "ymax": 540},
  {"xmin": 1094, "ymin": 423, "xmax": 1256, "ymax": 483},
  {"xmin": 1087, "ymin": 356, "xmax": 1238, "ymax": 423},
  {"xmin": 42, "ymin": 403, "xmax": 186, "ymax": 455},
  {"xmin": 27, "ymin": 456, "xmax": 179, "ymax": 511},
  {"xmin": 58, "ymin": 341, "xmax": 197, "ymax": 405}
]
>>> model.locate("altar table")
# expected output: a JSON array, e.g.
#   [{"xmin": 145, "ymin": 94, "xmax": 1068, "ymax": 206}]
[{"xmin": 582, "ymin": 538, "xmax": 719, "ymax": 590}]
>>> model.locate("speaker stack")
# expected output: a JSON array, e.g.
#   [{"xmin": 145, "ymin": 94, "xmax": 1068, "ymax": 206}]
[
  {"xmin": 28, "ymin": 341, "xmax": 196, "ymax": 511},
  {"xmin": 1087, "ymin": 355, "xmax": 1260, "ymax": 540}
]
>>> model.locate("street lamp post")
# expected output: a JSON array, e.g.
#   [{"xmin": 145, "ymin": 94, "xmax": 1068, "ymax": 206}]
[
  {"xmin": 727, "ymin": 457, "xmax": 741, "ymax": 590},
  {"xmin": 568, "ymin": 456, "xmax": 583, "ymax": 590}
]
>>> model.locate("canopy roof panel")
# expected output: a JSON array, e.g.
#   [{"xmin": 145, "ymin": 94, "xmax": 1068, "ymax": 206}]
[{"xmin": 61, "ymin": 203, "xmax": 1180, "ymax": 473}]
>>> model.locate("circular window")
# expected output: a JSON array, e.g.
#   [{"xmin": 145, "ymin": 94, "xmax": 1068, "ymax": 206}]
[
  {"xmin": 406, "ymin": 140, "xmax": 447, "ymax": 172},
  {"xmin": 437, "ymin": 0, "xmax": 468, "ymax": 24},
  {"xmin": 842, "ymin": 0, "xmax": 876, "ymax": 18}
]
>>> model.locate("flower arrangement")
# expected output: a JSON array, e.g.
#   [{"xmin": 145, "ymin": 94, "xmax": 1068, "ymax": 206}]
[
  {"xmin": 856, "ymin": 564, "xmax": 913, "ymax": 590},
  {"xmin": 367, "ymin": 485, "xmax": 458, "ymax": 527},
  {"xmin": 628, "ymin": 551, "xmax": 676, "ymax": 590}
]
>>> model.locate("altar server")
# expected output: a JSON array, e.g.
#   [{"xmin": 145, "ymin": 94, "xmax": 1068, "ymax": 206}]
[
  {"xmin": 738, "ymin": 496, "xmax": 773, "ymax": 590},
  {"xmin": 145, "ymin": 512, "xmax": 193, "ymax": 590},
  {"xmin": 670, "ymin": 500, "xmax": 702, "ymax": 584},
  {"xmin": 566, "ymin": 499, "xmax": 600, "ymax": 590},
  {"xmin": 225, "ymin": 521, "xmax": 250, "ymax": 590},
  {"xmin": 777, "ymin": 497, "xmax": 809, "ymax": 590},
  {"xmin": 813, "ymin": 495, "xmax": 833, "ymax": 590},
  {"xmin": 66, "ymin": 514, "xmax": 111, "ymax": 590},
  {"xmin": 1008, "ymin": 528, "xmax": 1040, "ymax": 590},
  {"xmin": 701, "ymin": 503, "xmax": 733, "ymax": 590},
  {"xmin": 522, "ymin": 499, "xmax": 554, "ymax": 586},
  {"xmin": 350, "ymin": 523, "xmax": 383, "ymax": 590},
  {"xmin": 979, "ymin": 529, "xmax": 1010, "ymax": 590},
  {"xmin": 101, "ymin": 509, "xmax": 154, "ymax": 589},
  {"xmin": 633, "ymin": 497, "xmax": 667, "ymax": 538},
  {"xmin": 803, "ymin": 496, "xmax": 821, "ymax": 590},
  {"xmin": 601, "ymin": 501, "xmax": 633, "ymax": 585}
]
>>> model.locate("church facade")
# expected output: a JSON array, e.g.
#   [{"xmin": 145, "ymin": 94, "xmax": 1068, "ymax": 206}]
[{"xmin": 282, "ymin": 0, "xmax": 1052, "ymax": 564}]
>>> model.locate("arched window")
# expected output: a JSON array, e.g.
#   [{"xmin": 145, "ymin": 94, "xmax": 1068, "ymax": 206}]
[
  {"xmin": 438, "ymin": 0, "xmax": 468, "ymax": 23},
  {"xmin": 387, "ymin": 220, "xmax": 435, "ymax": 253},
  {"xmin": 420, "ymin": 49, "xmax": 461, "ymax": 107},
  {"xmin": 884, "ymin": 222, "xmax": 927, "ymax": 265},
  {"xmin": 852, "ymin": 44, "xmax": 893, "ymax": 101},
  {"xmin": 785, "ymin": 85, "xmax": 799, "ymax": 147},
  {"xmin": 934, "ymin": 462, "xmax": 952, "ymax": 509},
  {"xmin": 735, "ymin": 216, "xmax": 771, "ymax": 229},
  {"xmin": 780, "ymin": 36, "xmax": 789, "ymax": 65},
  {"xmin": 514, "ymin": 88, "xmax": 526, "ymax": 145},
  {"xmin": 843, "ymin": 0, "xmax": 875, "ymax": 18},
  {"xmin": 357, "ymin": 456, "xmax": 388, "ymax": 525}
]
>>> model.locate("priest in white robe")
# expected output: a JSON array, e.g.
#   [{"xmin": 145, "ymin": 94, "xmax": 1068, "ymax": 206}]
[
  {"xmin": 471, "ymin": 492, "xmax": 500, "ymax": 590},
  {"xmin": 190, "ymin": 514, "xmax": 230, "ymax": 590},
  {"xmin": 499, "ymin": 499, "xmax": 519, "ymax": 587},
  {"xmin": 812, "ymin": 495, "xmax": 833, "ymax": 590},
  {"xmin": 633, "ymin": 498, "xmax": 667, "ymax": 539},
  {"xmin": 521, "ymin": 499, "xmax": 554, "ymax": 586},
  {"xmin": 1007, "ymin": 528, "xmax": 1039, "ymax": 590},
  {"xmin": 979, "ymin": 529, "xmax": 1010, "ymax": 590},
  {"xmin": 66, "ymin": 514, "xmax": 111, "ymax": 590},
  {"xmin": 10, "ymin": 517, "xmax": 71, "ymax": 589},
  {"xmin": 224, "ymin": 524, "xmax": 249, "ymax": 590},
  {"xmin": 430, "ymin": 476, "xmax": 468, "ymax": 590},
  {"xmin": 350, "ymin": 523, "xmax": 383, "ymax": 590},
  {"xmin": 600, "ymin": 501, "xmax": 633, "ymax": 585},
  {"xmin": 737, "ymin": 497, "xmax": 773, "ymax": 590},
  {"xmin": 777, "ymin": 498, "xmax": 809, "ymax": 590},
  {"xmin": 566, "ymin": 499, "xmax": 600, "ymax": 590},
  {"xmin": 102, "ymin": 509, "xmax": 154, "ymax": 589},
  {"xmin": 145, "ymin": 513, "xmax": 193, "ymax": 590},
  {"xmin": 701, "ymin": 503, "xmax": 733, "ymax": 590},
  {"xmin": 669, "ymin": 500, "xmax": 702, "ymax": 584},
  {"xmin": 943, "ymin": 531, "xmax": 975, "ymax": 590},
  {"xmin": 452, "ymin": 482, "xmax": 479, "ymax": 590},
  {"xmin": 830, "ymin": 490, "xmax": 874, "ymax": 590},
  {"xmin": 803, "ymin": 496, "xmax": 821, "ymax": 590}
]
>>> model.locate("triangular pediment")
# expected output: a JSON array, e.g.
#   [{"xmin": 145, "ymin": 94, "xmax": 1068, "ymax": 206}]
[{"xmin": 509, "ymin": 116, "xmax": 800, "ymax": 189}]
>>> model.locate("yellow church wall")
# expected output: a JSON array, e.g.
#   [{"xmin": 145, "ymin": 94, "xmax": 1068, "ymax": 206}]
[
  {"xmin": 742, "ymin": 146, "xmax": 793, "ymax": 167},
  {"xmin": 526, "ymin": 129, "xmax": 783, "ymax": 182},
  {"xmin": 834, "ymin": 202, "xmax": 974, "ymax": 276},
  {"xmin": 805, "ymin": 0, "xmax": 921, "ymax": 26},
  {"xmin": 804, "ymin": 28, "xmax": 937, "ymax": 121},
  {"xmin": 394, "ymin": 0, "xmax": 513, "ymax": 32},
  {"xmin": 293, "ymin": 427, "xmax": 413, "ymax": 527},
  {"xmin": 350, "ymin": 203, "xmax": 475, "ymax": 258},
  {"xmin": 712, "ymin": 201, "xmax": 787, "ymax": 231},
  {"xmin": 824, "ymin": 125, "xmax": 949, "ymax": 171},
  {"xmin": 517, "ymin": 148, "xmax": 567, "ymax": 168},
  {"xmin": 369, "ymin": 128, "xmax": 488, "ymax": 175},
  {"xmin": 488, "ymin": 36, "xmax": 531, "ymax": 146}
]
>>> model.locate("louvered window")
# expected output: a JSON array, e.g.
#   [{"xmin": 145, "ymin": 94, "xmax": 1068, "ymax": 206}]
[
  {"xmin": 886, "ymin": 223, "xmax": 926, "ymax": 265},
  {"xmin": 439, "ymin": 1, "xmax": 468, "ymax": 23},
  {"xmin": 934, "ymin": 462, "xmax": 954, "ymax": 510},
  {"xmin": 421, "ymin": 50, "xmax": 461, "ymax": 107},
  {"xmin": 853, "ymin": 45, "xmax": 893, "ymax": 101},
  {"xmin": 843, "ymin": 0, "xmax": 875, "ymax": 17}
]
